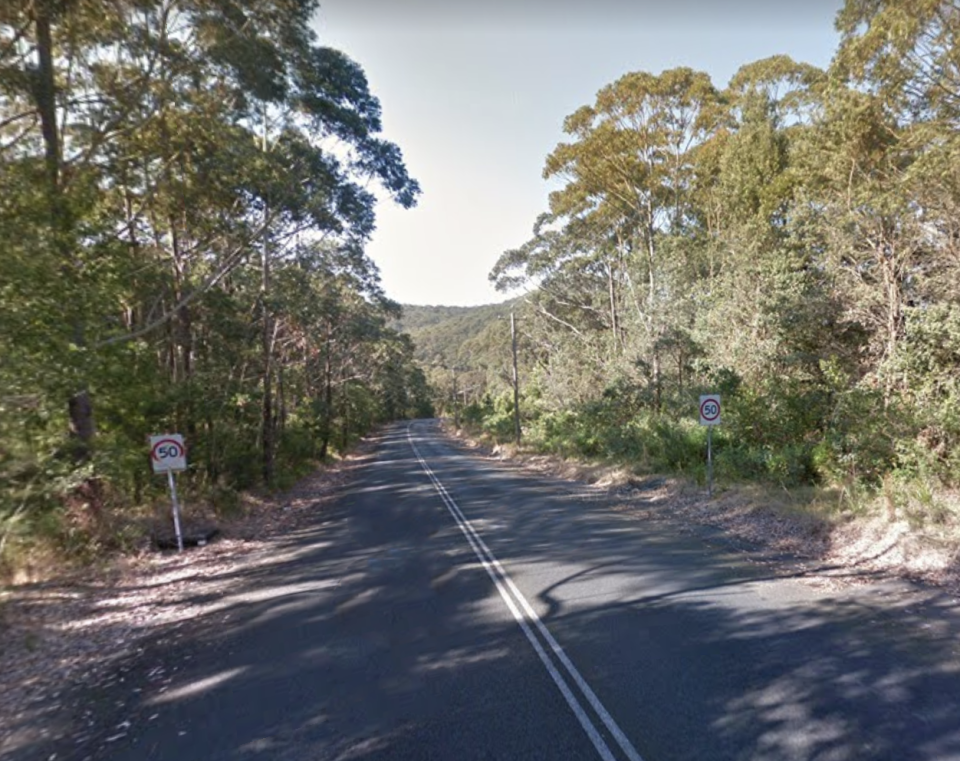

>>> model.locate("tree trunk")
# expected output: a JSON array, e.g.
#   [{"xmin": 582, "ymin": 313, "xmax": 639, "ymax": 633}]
[
  {"xmin": 318, "ymin": 332, "xmax": 333, "ymax": 460},
  {"xmin": 607, "ymin": 262, "xmax": 619, "ymax": 357},
  {"xmin": 35, "ymin": 9, "xmax": 59, "ymax": 193},
  {"xmin": 68, "ymin": 391, "xmax": 95, "ymax": 445},
  {"xmin": 261, "ymin": 256, "xmax": 275, "ymax": 485},
  {"xmin": 35, "ymin": 6, "xmax": 96, "ymax": 459},
  {"xmin": 652, "ymin": 349, "xmax": 662, "ymax": 414},
  {"xmin": 645, "ymin": 211, "xmax": 662, "ymax": 414},
  {"xmin": 278, "ymin": 356, "xmax": 287, "ymax": 438},
  {"xmin": 339, "ymin": 375, "xmax": 349, "ymax": 453},
  {"xmin": 882, "ymin": 251, "xmax": 904, "ymax": 406}
]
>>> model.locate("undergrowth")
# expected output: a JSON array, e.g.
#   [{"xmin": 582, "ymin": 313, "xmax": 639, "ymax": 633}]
[{"xmin": 456, "ymin": 382, "xmax": 960, "ymax": 540}]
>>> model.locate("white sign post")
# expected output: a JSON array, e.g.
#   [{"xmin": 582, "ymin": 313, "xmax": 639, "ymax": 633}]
[
  {"xmin": 150, "ymin": 434, "xmax": 187, "ymax": 551},
  {"xmin": 699, "ymin": 395, "xmax": 721, "ymax": 498}
]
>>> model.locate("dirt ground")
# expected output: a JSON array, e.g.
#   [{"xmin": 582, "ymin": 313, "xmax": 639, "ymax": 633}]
[
  {"xmin": 3, "ymin": 426, "xmax": 960, "ymax": 759},
  {"xmin": 0, "ymin": 453, "xmax": 359, "ymax": 760}
]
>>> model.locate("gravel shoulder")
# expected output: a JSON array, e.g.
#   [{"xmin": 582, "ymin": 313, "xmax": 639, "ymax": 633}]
[{"xmin": 448, "ymin": 427, "xmax": 960, "ymax": 599}]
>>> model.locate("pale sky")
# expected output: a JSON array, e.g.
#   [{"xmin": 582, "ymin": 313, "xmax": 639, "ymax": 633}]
[{"xmin": 311, "ymin": 1, "xmax": 843, "ymax": 307}]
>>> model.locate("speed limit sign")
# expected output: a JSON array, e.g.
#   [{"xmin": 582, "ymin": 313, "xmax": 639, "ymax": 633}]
[
  {"xmin": 149, "ymin": 434, "xmax": 187, "ymax": 473},
  {"xmin": 699, "ymin": 395, "xmax": 721, "ymax": 426}
]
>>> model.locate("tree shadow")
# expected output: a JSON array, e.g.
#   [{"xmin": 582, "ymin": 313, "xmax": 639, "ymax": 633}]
[{"xmin": 9, "ymin": 421, "xmax": 960, "ymax": 761}]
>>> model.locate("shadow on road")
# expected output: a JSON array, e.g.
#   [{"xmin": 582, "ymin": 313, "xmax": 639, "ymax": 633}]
[{"xmin": 16, "ymin": 422, "xmax": 960, "ymax": 761}]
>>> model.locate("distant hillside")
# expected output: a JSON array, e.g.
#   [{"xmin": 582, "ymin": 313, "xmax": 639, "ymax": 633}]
[{"xmin": 397, "ymin": 300, "xmax": 519, "ymax": 365}]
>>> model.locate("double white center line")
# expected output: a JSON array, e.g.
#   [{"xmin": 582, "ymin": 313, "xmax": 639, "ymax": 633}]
[{"xmin": 408, "ymin": 426, "xmax": 644, "ymax": 761}]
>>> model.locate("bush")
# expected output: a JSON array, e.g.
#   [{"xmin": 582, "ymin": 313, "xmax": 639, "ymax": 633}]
[
  {"xmin": 481, "ymin": 392, "xmax": 521, "ymax": 443},
  {"xmin": 464, "ymin": 363, "xmax": 925, "ymax": 490}
]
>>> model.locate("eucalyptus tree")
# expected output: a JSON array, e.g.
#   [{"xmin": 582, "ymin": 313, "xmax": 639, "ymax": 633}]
[
  {"xmin": 819, "ymin": 0, "xmax": 960, "ymax": 478},
  {"xmin": 781, "ymin": 3, "xmax": 960, "ymax": 405},
  {"xmin": 498, "ymin": 67, "xmax": 722, "ymax": 411},
  {"xmin": 833, "ymin": 0, "xmax": 960, "ymax": 309},
  {"xmin": 689, "ymin": 57, "xmax": 845, "ymax": 392},
  {"xmin": 96, "ymin": 1, "xmax": 420, "ymax": 483},
  {"xmin": 835, "ymin": 0, "xmax": 960, "ymax": 124},
  {"xmin": 214, "ymin": 14, "xmax": 419, "ymax": 482},
  {"xmin": 491, "ymin": 213, "xmax": 619, "ymax": 359},
  {"xmin": 0, "ymin": 0, "xmax": 144, "ymax": 462},
  {"xmin": 1, "ymin": 0, "xmax": 420, "ymax": 513}
]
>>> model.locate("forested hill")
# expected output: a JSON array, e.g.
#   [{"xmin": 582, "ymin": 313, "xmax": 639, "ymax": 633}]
[{"xmin": 398, "ymin": 301, "xmax": 520, "ymax": 365}]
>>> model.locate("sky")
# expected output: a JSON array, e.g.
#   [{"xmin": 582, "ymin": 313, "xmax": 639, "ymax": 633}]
[{"xmin": 311, "ymin": 0, "xmax": 844, "ymax": 307}]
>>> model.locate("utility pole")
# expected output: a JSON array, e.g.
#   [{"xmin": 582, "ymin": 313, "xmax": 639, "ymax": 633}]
[
  {"xmin": 511, "ymin": 312, "xmax": 521, "ymax": 445},
  {"xmin": 452, "ymin": 367, "xmax": 460, "ymax": 428}
]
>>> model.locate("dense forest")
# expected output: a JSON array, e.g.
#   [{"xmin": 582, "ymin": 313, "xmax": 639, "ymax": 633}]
[
  {"xmin": 395, "ymin": 303, "xmax": 510, "ymax": 351},
  {"xmin": 396, "ymin": 303, "xmax": 511, "ymax": 365},
  {"xmin": 4, "ymin": 0, "xmax": 960, "ymax": 570},
  {"xmin": 0, "ymin": 0, "xmax": 431, "ymax": 564},
  {"xmin": 461, "ymin": 1, "xmax": 960, "ymax": 511}
]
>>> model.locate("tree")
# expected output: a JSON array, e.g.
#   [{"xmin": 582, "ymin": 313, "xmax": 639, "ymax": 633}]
[
  {"xmin": 689, "ymin": 58, "xmax": 844, "ymax": 392},
  {"xmin": 493, "ymin": 68, "xmax": 722, "ymax": 412},
  {"xmin": 835, "ymin": 0, "xmax": 960, "ymax": 126},
  {"xmin": 0, "ymin": 1, "xmax": 424, "ymax": 554}
]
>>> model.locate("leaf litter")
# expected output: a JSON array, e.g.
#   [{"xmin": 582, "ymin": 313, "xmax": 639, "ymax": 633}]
[{"xmin": 0, "ymin": 448, "xmax": 368, "ymax": 760}]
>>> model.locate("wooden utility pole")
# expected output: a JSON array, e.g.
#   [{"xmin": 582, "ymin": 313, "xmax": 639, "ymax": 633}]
[
  {"xmin": 511, "ymin": 312, "xmax": 521, "ymax": 445},
  {"xmin": 452, "ymin": 367, "xmax": 460, "ymax": 428}
]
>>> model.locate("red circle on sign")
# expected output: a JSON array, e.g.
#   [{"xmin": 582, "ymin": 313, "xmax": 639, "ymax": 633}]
[
  {"xmin": 700, "ymin": 398, "xmax": 720, "ymax": 421},
  {"xmin": 151, "ymin": 438, "xmax": 184, "ymax": 461}
]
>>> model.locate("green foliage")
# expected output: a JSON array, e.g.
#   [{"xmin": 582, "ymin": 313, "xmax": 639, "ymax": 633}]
[
  {"xmin": 889, "ymin": 304, "xmax": 960, "ymax": 485},
  {"xmin": 449, "ymin": 39, "xmax": 960, "ymax": 545},
  {"xmin": 397, "ymin": 301, "xmax": 521, "ymax": 366},
  {"xmin": 466, "ymin": 2, "xmax": 960, "ymax": 510},
  {"xmin": 398, "ymin": 300, "xmax": 522, "ymax": 423},
  {"xmin": 0, "ymin": 1, "xmax": 425, "ymax": 569},
  {"xmin": 477, "ymin": 393, "xmax": 521, "ymax": 444}
]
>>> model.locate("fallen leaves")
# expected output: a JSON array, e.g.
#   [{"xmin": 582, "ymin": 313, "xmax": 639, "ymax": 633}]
[{"xmin": 0, "ymin": 450, "xmax": 367, "ymax": 759}]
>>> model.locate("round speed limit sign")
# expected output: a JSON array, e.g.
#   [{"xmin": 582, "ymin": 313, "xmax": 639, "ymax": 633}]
[
  {"xmin": 699, "ymin": 395, "xmax": 721, "ymax": 426},
  {"xmin": 149, "ymin": 434, "xmax": 187, "ymax": 473}
]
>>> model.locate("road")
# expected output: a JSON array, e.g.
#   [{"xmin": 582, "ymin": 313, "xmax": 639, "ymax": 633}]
[{"xmin": 74, "ymin": 420, "xmax": 960, "ymax": 760}]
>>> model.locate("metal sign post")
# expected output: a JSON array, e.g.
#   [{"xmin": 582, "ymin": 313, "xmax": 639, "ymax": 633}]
[
  {"xmin": 149, "ymin": 434, "xmax": 188, "ymax": 551},
  {"xmin": 698, "ymin": 396, "xmax": 721, "ymax": 498},
  {"xmin": 707, "ymin": 427, "xmax": 714, "ymax": 499},
  {"xmin": 166, "ymin": 469, "xmax": 184, "ymax": 552}
]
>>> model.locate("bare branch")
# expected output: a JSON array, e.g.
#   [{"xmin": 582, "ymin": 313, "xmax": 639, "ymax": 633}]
[{"xmin": 94, "ymin": 214, "xmax": 280, "ymax": 348}]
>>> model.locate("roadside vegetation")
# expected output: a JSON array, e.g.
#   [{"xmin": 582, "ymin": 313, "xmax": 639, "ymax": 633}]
[
  {"xmin": 423, "ymin": 1, "xmax": 960, "ymax": 565},
  {"xmin": 0, "ymin": 1, "xmax": 430, "ymax": 580},
  {"xmin": 5, "ymin": 0, "xmax": 960, "ymax": 585}
]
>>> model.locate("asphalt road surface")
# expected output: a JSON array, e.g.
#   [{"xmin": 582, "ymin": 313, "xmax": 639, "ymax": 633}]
[{"xmin": 70, "ymin": 421, "xmax": 960, "ymax": 760}]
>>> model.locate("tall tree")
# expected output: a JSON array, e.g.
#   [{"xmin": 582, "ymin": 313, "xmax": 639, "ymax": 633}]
[
  {"xmin": 496, "ymin": 68, "xmax": 722, "ymax": 410},
  {"xmin": 1, "ymin": 0, "xmax": 423, "ymax": 536}
]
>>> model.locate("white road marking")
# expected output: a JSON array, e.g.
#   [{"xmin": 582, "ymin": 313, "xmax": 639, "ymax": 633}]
[{"xmin": 408, "ymin": 425, "xmax": 645, "ymax": 761}]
